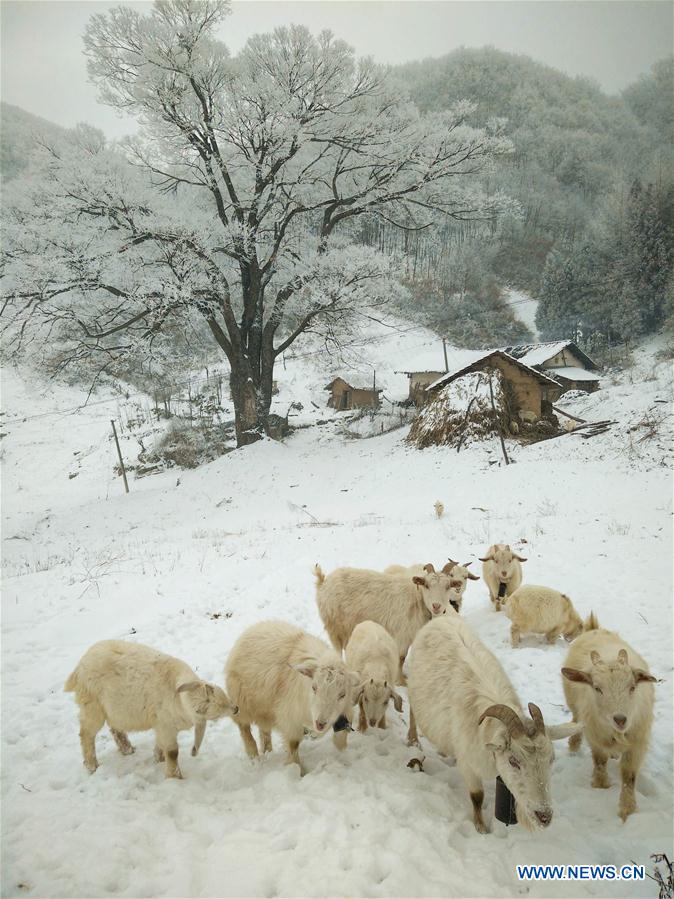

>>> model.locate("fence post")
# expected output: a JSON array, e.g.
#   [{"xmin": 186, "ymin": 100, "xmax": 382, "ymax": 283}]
[{"xmin": 111, "ymin": 420, "xmax": 130, "ymax": 494}]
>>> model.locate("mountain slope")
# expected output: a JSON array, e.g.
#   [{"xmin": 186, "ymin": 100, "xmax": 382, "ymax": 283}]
[{"xmin": 1, "ymin": 102, "xmax": 67, "ymax": 180}]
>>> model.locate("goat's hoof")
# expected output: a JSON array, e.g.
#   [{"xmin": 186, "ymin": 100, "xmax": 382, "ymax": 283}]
[{"xmin": 592, "ymin": 776, "xmax": 610, "ymax": 789}]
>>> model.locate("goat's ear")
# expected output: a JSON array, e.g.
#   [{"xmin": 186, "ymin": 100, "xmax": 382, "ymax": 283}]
[
  {"xmin": 391, "ymin": 689, "xmax": 403, "ymax": 713},
  {"xmin": 590, "ymin": 650, "xmax": 602, "ymax": 666},
  {"xmin": 292, "ymin": 660, "xmax": 318, "ymax": 679},
  {"xmin": 617, "ymin": 649, "xmax": 628, "ymax": 665},
  {"xmin": 561, "ymin": 667, "xmax": 593, "ymax": 685},
  {"xmin": 547, "ymin": 721, "xmax": 583, "ymax": 741},
  {"xmin": 466, "ymin": 572, "xmax": 480, "ymax": 581},
  {"xmin": 412, "ymin": 576, "xmax": 427, "ymax": 587},
  {"xmin": 177, "ymin": 681, "xmax": 203, "ymax": 694},
  {"xmin": 633, "ymin": 669, "xmax": 658, "ymax": 684},
  {"xmin": 354, "ymin": 680, "xmax": 367, "ymax": 702},
  {"xmin": 478, "ymin": 556, "xmax": 493, "ymax": 563},
  {"xmin": 513, "ymin": 554, "xmax": 527, "ymax": 562}
]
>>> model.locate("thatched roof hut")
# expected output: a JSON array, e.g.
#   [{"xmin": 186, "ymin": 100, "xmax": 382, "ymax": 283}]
[
  {"xmin": 427, "ymin": 350, "xmax": 562, "ymax": 418},
  {"xmin": 408, "ymin": 370, "xmax": 514, "ymax": 450}
]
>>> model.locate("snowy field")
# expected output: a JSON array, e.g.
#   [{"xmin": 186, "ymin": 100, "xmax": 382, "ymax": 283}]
[{"xmin": 1, "ymin": 330, "xmax": 672, "ymax": 899}]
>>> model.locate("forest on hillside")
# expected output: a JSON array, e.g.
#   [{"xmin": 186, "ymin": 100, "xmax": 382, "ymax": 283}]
[
  {"xmin": 375, "ymin": 50, "xmax": 673, "ymax": 350},
  {"xmin": 1, "ymin": 27, "xmax": 672, "ymax": 417}
]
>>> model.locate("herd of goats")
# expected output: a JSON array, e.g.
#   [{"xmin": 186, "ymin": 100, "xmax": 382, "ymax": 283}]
[{"xmin": 65, "ymin": 543, "xmax": 658, "ymax": 834}]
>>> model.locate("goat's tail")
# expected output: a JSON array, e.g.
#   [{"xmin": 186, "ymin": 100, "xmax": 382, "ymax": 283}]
[{"xmin": 313, "ymin": 564, "xmax": 326, "ymax": 588}]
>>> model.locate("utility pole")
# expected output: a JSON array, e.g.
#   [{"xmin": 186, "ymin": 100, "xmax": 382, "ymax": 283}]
[
  {"xmin": 110, "ymin": 420, "xmax": 129, "ymax": 493},
  {"xmin": 442, "ymin": 338, "xmax": 449, "ymax": 373}
]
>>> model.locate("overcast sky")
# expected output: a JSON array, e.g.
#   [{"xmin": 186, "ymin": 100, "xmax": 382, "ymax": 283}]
[{"xmin": 1, "ymin": 0, "xmax": 671, "ymax": 138}]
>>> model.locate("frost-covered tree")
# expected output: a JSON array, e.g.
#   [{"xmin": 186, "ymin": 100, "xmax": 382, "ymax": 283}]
[{"xmin": 2, "ymin": 0, "xmax": 511, "ymax": 445}]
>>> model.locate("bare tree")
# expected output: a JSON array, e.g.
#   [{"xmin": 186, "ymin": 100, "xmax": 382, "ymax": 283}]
[{"xmin": 2, "ymin": 0, "xmax": 512, "ymax": 446}]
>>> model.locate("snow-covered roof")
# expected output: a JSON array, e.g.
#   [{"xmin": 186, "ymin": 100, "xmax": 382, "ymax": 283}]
[
  {"xmin": 549, "ymin": 366, "xmax": 600, "ymax": 382},
  {"xmin": 325, "ymin": 377, "xmax": 382, "ymax": 393},
  {"xmin": 427, "ymin": 350, "xmax": 561, "ymax": 392},
  {"xmin": 503, "ymin": 341, "xmax": 598, "ymax": 371}
]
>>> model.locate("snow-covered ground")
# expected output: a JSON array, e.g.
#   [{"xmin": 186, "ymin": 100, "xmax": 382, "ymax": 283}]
[
  {"xmin": 1, "ymin": 329, "xmax": 672, "ymax": 899},
  {"xmin": 506, "ymin": 288, "xmax": 539, "ymax": 339}
]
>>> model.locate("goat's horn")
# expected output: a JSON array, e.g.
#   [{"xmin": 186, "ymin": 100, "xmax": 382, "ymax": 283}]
[
  {"xmin": 528, "ymin": 702, "xmax": 545, "ymax": 734},
  {"xmin": 478, "ymin": 704, "xmax": 525, "ymax": 737},
  {"xmin": 423, "ymin": 563, "xmax": 436, "ymax": 573}
]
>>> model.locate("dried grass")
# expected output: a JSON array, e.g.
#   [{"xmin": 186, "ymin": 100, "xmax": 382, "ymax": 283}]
[{"xmin": 407, "ymin": 371, "xmax": 516, "ymax": 450}]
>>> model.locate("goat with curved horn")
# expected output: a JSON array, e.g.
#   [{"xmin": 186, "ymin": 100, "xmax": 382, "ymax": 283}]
[
  {"xmin": 478, "ymin": 704, "xmax": 525, "ymax": 738},
  {"xmin": 528, "ymin": 702, "xmax": 545, "ymax": 734}
]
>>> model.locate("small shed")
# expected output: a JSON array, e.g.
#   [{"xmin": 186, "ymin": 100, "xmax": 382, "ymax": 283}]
[
  {"xmin": 325, "ymin": 377, "xmax": 382, "ymax": 411},
  {"xmin": 502, "ymin": 341, "xmax": 600, "ymax": 393},
  {"xmin": 427, "ymin": 351, "xmax": 562, "ymax": 419},
  {"xmin": 399, "ymin": 370, "xmax": 446, "ymax": 406}
]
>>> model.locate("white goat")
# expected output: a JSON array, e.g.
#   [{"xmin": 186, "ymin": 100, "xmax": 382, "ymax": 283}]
[
  {"xmin": 314, "ymin": 563, "xmax": 455, "ymax": 682},
  {"xmin": 64, "ymin": 640, "xmax": 238, "ymax": 778},
  {"xmin": 504, "ymin": 585, "xmax": 583, "ymax": 645},
  {"xmin": 479, "ymin": 543, "xmax": 526, "ymax": 610},
  {"xmin": 345, "ymin": 621, "xmax": 403, "ymax": 732},
  {"xmin": 407, "ymin": 616, "xmax": 581, "ymax": 833},
  {"xmin": 383, "ymin": 560, "xmax": 479, "ymax": 612},
  {"xmin": 561, "ymin": 614, "xmax": 657, "ymax": 820},
  {"xmin": 225, "ymin": 620, "xmax": 358, "ymax": 773}
]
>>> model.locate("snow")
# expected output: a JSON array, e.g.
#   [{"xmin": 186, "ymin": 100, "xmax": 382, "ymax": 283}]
[
  {"xmin": 1, "ymin": 330, "xmax": 673, "ymax": 899},
  {"xmin": 505, "ymin": 289, "xmax": 539, "ymax": 340},
  {"xmin": 551, "ymin": 366, "xmax": 600, "ymax": 382},
  {"xmin": 511, "ymin": 341, "xmax": 571, "ymax": 368}
]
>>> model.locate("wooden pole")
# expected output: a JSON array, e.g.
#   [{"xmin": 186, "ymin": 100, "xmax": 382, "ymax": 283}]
[
  {"xmin": 488, "ymin": 375, "xmax": 510, "ymax": 466},
  {"xmin": 552, "ymin": 404, "xmax": 586, "ymax": 424},
  {"xmin": 111, "ymin": 420, "xmax": 129, "ymax": 494},
  {"xmin": 442, "ymin": 338, "xmax": 449, "ymax": 373}
]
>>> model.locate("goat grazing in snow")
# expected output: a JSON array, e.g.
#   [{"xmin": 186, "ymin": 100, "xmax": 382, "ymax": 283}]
[
  {"xmin": 64, "ymin": 640, "xmax": 238, "ymax": 779},
  {"xmin": 225, "ymin": 620, "xmax": 358, "ymax": 773},
  {"xmin": 561, "ymin": 614, "xmax": 657, "ymax": 821},
  {"xmin": 479, "ymin": 543, "xmax": 526, "ymax": 610},
  {"xmin": 504, "ymin": 585, "xmax": 584, "ymax": 645},
  {"xmin": 314, "ymin": 562, "xmax": 456, "ymax": 683},
  {"xmin": 345, "ymin": 621, "xmax": 403, "ymax": 731},
  {"xmin": 407, "ymin": 616, "xmax": 581, "ymax": 832}
]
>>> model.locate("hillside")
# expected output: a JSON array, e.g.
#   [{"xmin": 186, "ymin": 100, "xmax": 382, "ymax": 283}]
[
  {"xmin": 0, "ymin": 102, "xmax": 67, "ymax": 180},
  {"xmin": 2, "ymin": 326, "xmax": 672, "ymax": 898},
  {"xmin": 388, "ymin": 48, "xmax": 667, "ymax": 294}
]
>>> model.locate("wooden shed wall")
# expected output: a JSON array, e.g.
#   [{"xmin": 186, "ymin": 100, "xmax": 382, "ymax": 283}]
[
  {"xmin": 493, "ymin": 357, "xmax": 545, "ymax": 416},
  {"xmin": 541, "ymin": 348, "xmax": 587, "ymax": 370},
  {"xmin": 349, "ymin": 388, "xmax": 380, "ymax": 409},
  {"xmin": 409, "ymin": 372, "xmax": 444, "ymax": 404}
]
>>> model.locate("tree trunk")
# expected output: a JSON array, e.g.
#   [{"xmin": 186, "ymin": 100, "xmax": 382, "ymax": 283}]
[{"xmin": 229, "ymin": 356, "xmax": 269, "ymax": 447}]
